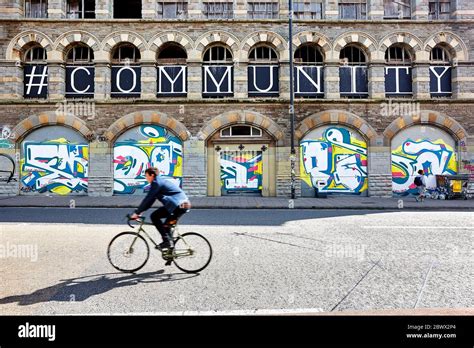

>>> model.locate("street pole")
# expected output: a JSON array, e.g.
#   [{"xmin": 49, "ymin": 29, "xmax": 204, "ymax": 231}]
[{"xmin": 288, "ymin": 0, "xmax": 296, "ymax": 199}]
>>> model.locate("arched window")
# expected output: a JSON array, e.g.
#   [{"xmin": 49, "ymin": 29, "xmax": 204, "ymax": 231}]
[
  {"xmin": 249, "ymin": 45, "xmax": 278, "ymax": 63},
  {"xmin": 66, "ymin": 44, "xmax": 94, "ymax": 64},
  {"xmin": 220, "ymin": 125, "xmax": 263, "ymax": 137},
  {"xmin": 339, "ymin": 45, "xmax": 368, "ymax": 98},
  {"xmin": 111, "ymin": 44, "xmax": 141, "ymax": 98},
  {"xmin": 157, "ymin": 43, "xmax": 188, "ymax": 97},
  {"xmin": 202, "ymin": 45, "xmax": 233, "ymax": 98},
  {"xmin": 112, "ymin": 43, "xmax": 141, "ymax": 64},
  {"xmin": 24, "ymin": 45, "xmax": 47, "ymax": 63},
  {"xmin": 203, "ymin": 45, "xmax": 233, "ymax": 64},
  {"xmin": 23, "ymin": 45, "xmax": 48, "ymax": 99},
  {"xmin": 295, "ymin": 44, "xmax": 324, "ymax": 65},
  {"xmin": 248, "ymin": 45, "xmax": 279, "ymax": 97},
  {"xmin": 65, "ymin": 44, "xmax": 95, "ymax": 98},
  {"xmin": 430, "ymin": 45, "xmax": 452, "ymax": 98},
  {"xmin": 294, "ymin": 44, "xmax": 324, "ymax": 98},
  {"xmin": 385, "ymin": 45, "xmax": 412, "ymax": 65},
  {"xmin": 340, "ymin": 45, "xmax": 366, "ymax": 64},
  {"xmin": 384, "ymin": 45, "xmax": 413, "ymax": 97}
]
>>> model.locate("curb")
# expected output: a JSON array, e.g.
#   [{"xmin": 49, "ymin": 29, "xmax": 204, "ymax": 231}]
[{"xmin": 0, "ymin": 204, "xmax": 473, "ymax": 210}]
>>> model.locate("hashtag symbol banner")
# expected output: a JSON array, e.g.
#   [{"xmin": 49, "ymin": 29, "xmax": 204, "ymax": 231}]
[{"xmin": 24, "ymin": 64, "xmax": 48, "ymax": 98}]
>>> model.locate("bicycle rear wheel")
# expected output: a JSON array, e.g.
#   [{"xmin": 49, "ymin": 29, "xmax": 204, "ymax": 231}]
[
  {"xmin": 107, "ymin": 232, "xmax": 150, "ymax": 273},
  {"xmin": 172, "ymin": 232, "xmax": 212, "ymax": 273}
]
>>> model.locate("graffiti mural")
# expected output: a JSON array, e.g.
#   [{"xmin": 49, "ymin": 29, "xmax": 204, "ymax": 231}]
[
  {"xmin": 300, "ymin": 126, "xmax": 368, "ymax": 195},
  {"xmin": 392, "ymin": 136, "xmax": 457, "ymax": 195},
  {"xmin": 20, "ymin": 138, "xmax": 89, "ymax": 195},
  {"xmin": 113, "ymin": 125, "xmax": 183, "ymax": 194},
  {"xmin": 220, "ymin": 151, "xmax": 263, "ymax": 193}
]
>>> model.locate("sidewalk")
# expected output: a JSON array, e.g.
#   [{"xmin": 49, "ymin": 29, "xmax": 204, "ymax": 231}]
[{"xmin": 1, "ymin": 195, "xmax": 473, "ymax": 210}]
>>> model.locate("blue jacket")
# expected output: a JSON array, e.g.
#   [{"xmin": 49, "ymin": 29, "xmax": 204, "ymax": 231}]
[{"xmin": 135, "ymin": 177, "xmax": 188, "ymax": 214}]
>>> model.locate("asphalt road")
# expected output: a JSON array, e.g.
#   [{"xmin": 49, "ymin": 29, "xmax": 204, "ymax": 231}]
[{"xmin": 0, "ymin": 208, "xmax": 472, "ymax": 314}]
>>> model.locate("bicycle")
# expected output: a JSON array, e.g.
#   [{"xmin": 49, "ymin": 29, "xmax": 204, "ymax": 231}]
[{"xmin": 107, "ymin": 213, "xmax": 212, "ymax": 274}]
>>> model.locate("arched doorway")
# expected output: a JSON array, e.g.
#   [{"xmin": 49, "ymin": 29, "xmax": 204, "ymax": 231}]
[
  {"xmin": 20, "ymin": 126, "xmax": 89, "ymax": 195},
  {"xmin": 113, "ymin": 124, "xmax": 183, "ymax": 194},
  {"xmin": 207, "ymin": 124, "xmax": 276, "ymax": 196},
  {"xmin": 391, "ymin": 125, "xmax": 457, "ymax": 195},
  {"xmin": 300, "ymin": 125, "xmax": 368, "ymax": 196}
]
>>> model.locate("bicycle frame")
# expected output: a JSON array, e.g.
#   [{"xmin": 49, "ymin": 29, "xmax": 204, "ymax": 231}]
[{"xmin": 128, "ymin": 218, "xmax": 194, "ymax": 258}]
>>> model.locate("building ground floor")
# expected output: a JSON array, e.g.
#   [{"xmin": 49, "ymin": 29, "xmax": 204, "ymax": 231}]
[{"xmin": 0, "ymin": 101, "xmax": 473, "ymax": 198}]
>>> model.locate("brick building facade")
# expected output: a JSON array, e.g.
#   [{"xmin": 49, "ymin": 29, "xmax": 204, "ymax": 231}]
[{"xmin": 0, "ymin": 0, "xmax": 473, "ymax": 198}]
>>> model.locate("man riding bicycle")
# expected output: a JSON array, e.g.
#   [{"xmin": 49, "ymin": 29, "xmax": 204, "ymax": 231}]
[{"xmin": 131, "ymin": 167, "xmax": 191, "ymax": 250}]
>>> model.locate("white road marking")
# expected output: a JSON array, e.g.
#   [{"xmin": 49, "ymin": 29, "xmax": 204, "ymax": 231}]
[
  {"xmin": 78, "ymin": 308, "xmax": 326, "ymax": 316},
  {"xmin": 363, "ymin": 226, "xmax": 474, "ymax": 229}
]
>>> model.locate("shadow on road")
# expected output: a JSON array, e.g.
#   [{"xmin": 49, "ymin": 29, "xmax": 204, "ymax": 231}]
[{"xmin": 0, "ymin": 270, "xmax": 198, "ymax": 306}]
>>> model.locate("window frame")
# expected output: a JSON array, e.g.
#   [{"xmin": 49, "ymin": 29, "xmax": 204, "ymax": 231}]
[
  {"xmin": 24, "ymin": 0, "xmax": 48, "ymax": 18},
  {"xmin": 293, "ymin": 0, "xmax": 323, "ymax": 19},
  {"xmin": 383, "ymin": 0, "xmax": 411, "ymax": 19},
  {"xmin": 220, "ymin": 125, "xmax": 263, "ymax": 138},
  {"xmin": 112, "ymin": 44, "xmax": 141, "ymax": 64},
  {"xmin": 203, "ymin": 45, "xmax": 233, "ymax": 65},
  {"xmin": 66, "ymin": 44, "xmax": 94, "ymax": 64},
  {"xmin": 157, "ymin": 1, "xmax": 188, "ymax": 19},
  {"xmin": 203, "ymin": 1, "xmax": 234, "ymax": 19},
  {"xmin": 247, "ymin": 1, "xmax": 279, "ymax": 19},
  {"xmin": 66, "ymin": 0, "xmax": 95, "ymax": 18},
  {"xmin": 338, "ymin": 0, "xmax": 367, "ymax": 20},
  {"xmin": 24, "ymin": 45, "xmax": 47, "ymax": 63}
]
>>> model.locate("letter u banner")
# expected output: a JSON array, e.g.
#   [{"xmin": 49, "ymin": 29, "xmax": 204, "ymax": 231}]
[
  {"xmin": 248, "ymin": 65, "xmax": 279, "ymax": 97},
  {"xmin": 111, "ymin": 66, "xmax": 141, "ymax": 98}
]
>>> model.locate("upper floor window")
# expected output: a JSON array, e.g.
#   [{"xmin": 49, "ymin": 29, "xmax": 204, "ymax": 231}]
[
  {"xmin": 383, "ymin": 0, "xmax": 410, "ymax": 19},
  {"xmin": 203, "ymin": 45, "xmax": 233, "ymax": 64},
  {"xmin": 112, "ymin": 44, "xmax": 141, "ymax": 64},
  {"xmin": 66, "ymin": 44, "xmax": 94, "ymax": 64},
  {"xmin": 385, "ymin": 46, "xmax": 412, "ymax": 65},
  {"xmin": 114, "ymin": 0, "xmax": 141, "ymax": 18},
  {"xmin": 293, "ymin": 1, "xmax": 323, "ymax": 19},
  {"xmin": 203, "ymin": 1, "xmax": 233, "ymax": 19},
  {"xmin": 339, "ymin": 0, "xmax": 366, "ymax": 19},
  {"xmin": 24, "ymin": 45, "xmax": 47, "ymax": 63},
  {"xmin": 220, "ymin": 125, "xmax": 262, "ymax": 137},
  {"xmin": 157, "ymin": 1, "xmax": 187, "ymax": 19},
  {"xmin": 295, "ymin": 44, "xmax": 323, "ymax": 64},
  {"xmin": 249, "ymin": 45, "xmax": 278, "ymax": 63},
  {"xmin": 340, "ymin": 45, "xmax": 366, "ymax": 65},
  {"xmin": 429, "ymin": 0, "xmax": 451, "ymax": 20},
  {"xmin": 67, "ymin": 0, "xmax": 95, "ymax": 18},
  {"xmin": 247, "ymin": 2, "xmax": 278, "ymax": 19},
  {"xmin": 24, "ymin": 0, "xmax": 48, "ymax": 18}
]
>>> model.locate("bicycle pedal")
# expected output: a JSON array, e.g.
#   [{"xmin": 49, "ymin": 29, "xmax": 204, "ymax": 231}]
[{"xmin": 164, "ymin": 260, "xmax": 172, "ymax": 266}]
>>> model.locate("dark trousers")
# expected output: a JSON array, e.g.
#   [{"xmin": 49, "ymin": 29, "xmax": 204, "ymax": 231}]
[{"xmin": 150, "ymin": 206, "xmax": 188, "ymax": 242}]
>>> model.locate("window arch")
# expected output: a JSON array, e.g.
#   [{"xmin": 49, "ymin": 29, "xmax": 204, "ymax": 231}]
[
  {"xmin": 295, "ymin": 44, "xmax": 324, "ymax": 99},
  {"xmin": 339, "ymin": 45, "xmax": 368, "ymax": 98},
  {"xmin": 429, "ymin": 45, "xmax": 452, "ymax": 98},
  {"xmin": 220, "ymin": 125, "xmax": 263, "ymax": 137},
  {"xmin": 111, "ymin": 43, "xmax": 141, "ymax": 64},
  {"xmin": 157, "ymin": 43, "xmax": 188, "ymax": 98},
  {"xmin": 202, "ymin": 45, "xmax": 233, "ymax": 98},
  {"xmin": 384, "ymin": 44, "xmax": 413, "ymax": 98}
]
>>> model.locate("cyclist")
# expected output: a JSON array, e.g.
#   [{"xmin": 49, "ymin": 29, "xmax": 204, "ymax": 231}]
[{"xmin": 131, "ymin": 167, "xmax": 190, "ymax": 250}]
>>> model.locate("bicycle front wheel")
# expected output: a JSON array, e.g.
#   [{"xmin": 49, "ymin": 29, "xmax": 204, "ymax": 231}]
[
  {"xmin": 107, "ymin": 232, "xmax": 150, "ymax": 273},
  {"xmin": 172, "ymin": 232, "xmax": 212, "ymax": 273}
]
